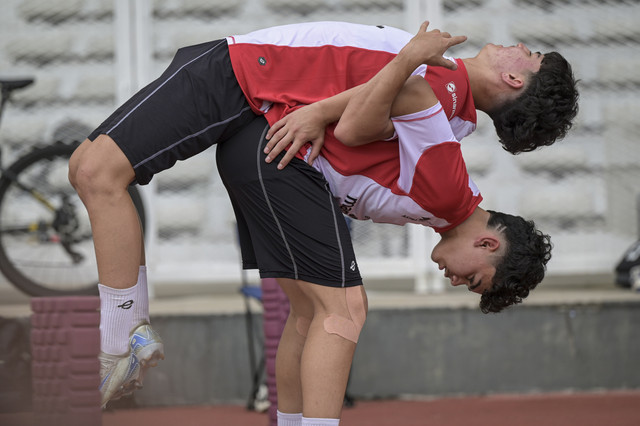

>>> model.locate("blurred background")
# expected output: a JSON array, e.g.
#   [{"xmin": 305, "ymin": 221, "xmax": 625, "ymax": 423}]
[{"xmin": 0, "ymin": 0, "xmax": 639, "ymax": 296}]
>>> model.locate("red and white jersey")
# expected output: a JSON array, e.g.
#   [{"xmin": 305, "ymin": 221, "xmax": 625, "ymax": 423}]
[
  {"xmin": 226, "ymin": 21, "xmax": 476, "ymax": 141},
  {"xmin": 227, "ymin": 22, "xmax": 481, "ymax": 232},
  {"xmin": 312, "ymin": 103, "xmax": 482, "ymax": 232}
]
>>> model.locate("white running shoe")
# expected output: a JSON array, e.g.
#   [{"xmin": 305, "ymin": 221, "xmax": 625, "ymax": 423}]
[
  {"xmin": 129, "ymin": 323, "xmax": 165, "ymax": 387},
  {"xmin": 99, "ymin": 351, "xmax": 141, "ymax": 408}
]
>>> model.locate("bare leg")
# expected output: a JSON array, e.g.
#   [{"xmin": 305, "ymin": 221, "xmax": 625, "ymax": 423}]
[
  {"xmin": 69, "ymin": 135, "xmax": 141, "ymax": 289},
  {"xmin": 70, "ymin": 135, "xmax": 153, "ymax": 405},
  {"xmin": 300, "ymin": 284, "xmax": 365, "ymax": 419},
  {"xmin": 278, "ymin": 279, "xmax": 367, "ymax": 420},
  {"xmin": 276, "ymin": 278, "xmax": 313, "ymax": 414}
]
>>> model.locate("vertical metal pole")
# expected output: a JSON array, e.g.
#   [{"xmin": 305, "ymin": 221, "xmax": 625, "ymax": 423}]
[
  {"xmin": 404, "ymin": 0, "xmax": 447, "ymax": 293},
  {"xmin": 113, "ymin": 0, "xmax": 153, "ymax": 102},
  {"xmin": 113, "ymin": 0, "xmax": 134, "ymax": 104},
  {"xmin": 113, "ymin": 0, "xmax": 157, "ymax": 297}
]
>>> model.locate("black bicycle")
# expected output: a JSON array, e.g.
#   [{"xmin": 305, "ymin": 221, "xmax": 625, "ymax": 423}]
[{"xmin": 0, "ymin": 78, "xmax": 146, "ymax": 297}]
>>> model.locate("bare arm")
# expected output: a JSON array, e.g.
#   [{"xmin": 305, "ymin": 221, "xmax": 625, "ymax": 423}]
[
  {"xmin": 334, "ymin": 21, "xmax": 466, "ymax": 146},
  {"xmin": 264, "ymin": 85, "xmax": 363, "ymax": 169},
  {"xmin": 264, "ymin": 21, "xmax": 466, "ymax": 169}
]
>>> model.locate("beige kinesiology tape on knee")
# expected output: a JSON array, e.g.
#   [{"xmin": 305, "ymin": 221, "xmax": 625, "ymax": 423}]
[{"xmin": 323, "ymin": 286, "xmax": 367, "ymax": 343}]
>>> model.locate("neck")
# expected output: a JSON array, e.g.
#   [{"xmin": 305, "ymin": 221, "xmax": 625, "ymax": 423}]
[
  {"xmin": 440, "ymin": 207, "xmax": 489, "ymax": 239},
  {"xmin": 462, "ymin": 58, "xmax": 491, "ymax": 112},
  {"xmin": 462, "ymin": 57, "xmax": 510, "ymax": 113}
]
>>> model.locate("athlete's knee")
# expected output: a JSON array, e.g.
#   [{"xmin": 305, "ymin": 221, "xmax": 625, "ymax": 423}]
[
  {"xmin": 68, "ymin": 140, "xmax": 88, "ymax": 190},
  {"xmin": 70, "ymin": 136, "xmax": 134, "ymax": 201},
  {"xmin": 278, "ymin": 278, "xmax": 314, "ymax": 338},
  {"xmin": 295, "ymin": 315, "xmax": 311, "ymax": 338},
  {"xmin": 323, "ymin": 286, "xmax": 368, "ymax": 344}
]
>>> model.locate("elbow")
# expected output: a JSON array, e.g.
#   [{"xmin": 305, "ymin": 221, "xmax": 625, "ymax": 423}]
[{"xmin": 334, "ymin": 123, "xmax": 361, "ymax": 147}]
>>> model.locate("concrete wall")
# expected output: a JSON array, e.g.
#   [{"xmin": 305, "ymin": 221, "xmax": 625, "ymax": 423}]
[{"xmin": 133, "ymin": 299, "xmax": 640, "ymax": 407}]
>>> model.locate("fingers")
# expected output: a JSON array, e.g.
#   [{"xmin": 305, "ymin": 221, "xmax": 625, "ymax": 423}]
[
  {"xmin": 277, "ymin": 149, "xmax": 297, "ymax": 170},
  {"xmin": 264, "ymin": 121, "xmax": 287, "ymax": 159},
  {"xmin": 417, "ymin": 20, "xmax": 466, "ymax": 47},
  {"xmin": 265, "ymin": 130, "xmax": 310, "ymax": 169},
  {"xmin": 264, "ymin": 131, "xmax": 292, "ymax": 163},
  {"xmin": 265, "ymin": 119, "xmax": 284, "ymax": 142},
  {"xmin": 450, "ymin": 35, "xmax": 467, "ymax": 47},
  {"xmin": 306, "ymin": 136, "xmax": 325, "ymax": 166},
  {"xmin": 442, "ymin": 58, "xmax": 458, "ymax": 70}
]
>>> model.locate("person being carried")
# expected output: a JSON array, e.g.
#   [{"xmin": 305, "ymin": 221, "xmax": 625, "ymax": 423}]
[{"xmin": 68, "ymin": 20, "xmax": 572, "ymax": 419}]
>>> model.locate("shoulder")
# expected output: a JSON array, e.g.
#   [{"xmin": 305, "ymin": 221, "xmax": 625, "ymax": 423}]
[{"xmin": 391, "ymin": 75, "xmax": 438, "ymax": 117}]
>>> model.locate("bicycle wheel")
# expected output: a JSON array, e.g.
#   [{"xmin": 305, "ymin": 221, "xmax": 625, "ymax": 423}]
[{"xmin": 0, "ymin": 142, "xmax": 146, "ymax": 297}]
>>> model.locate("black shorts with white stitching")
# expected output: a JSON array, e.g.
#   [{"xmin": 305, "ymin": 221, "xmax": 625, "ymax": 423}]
[
  {"xmin": 216, "ymin": 115, "xmax": 363, "ymax": 288},
  {"xmin": 88, "ymin": 39, "xmax": 255, "ymax": 185}
]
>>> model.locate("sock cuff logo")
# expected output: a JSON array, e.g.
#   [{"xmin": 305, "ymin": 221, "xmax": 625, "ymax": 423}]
[{"xmin": 118, "ymin": 300, "xmax": 134, "ymax": 309}]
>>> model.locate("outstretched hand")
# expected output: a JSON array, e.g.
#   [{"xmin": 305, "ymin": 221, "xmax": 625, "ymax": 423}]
[{"xmin": 400, "ymin": 21, "xmax": 467, "ymax": 70}]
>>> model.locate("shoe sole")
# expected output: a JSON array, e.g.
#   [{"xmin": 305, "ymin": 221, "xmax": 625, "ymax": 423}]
[
  {"xmin": 101, "ymin": 359, "xmax": 141, "ymax": 408},
  {"xmin": 132, "ymin": 343, "xmax": 165, "ymax": 388}
]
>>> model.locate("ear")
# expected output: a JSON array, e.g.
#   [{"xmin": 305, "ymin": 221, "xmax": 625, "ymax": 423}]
[
  {"xmin": 474, "ymin": 236, "xmax": 501, "ymax": 252},
  {"xmin": 501, "ymin": 72, "xmax": 525, "ymax": 89}
]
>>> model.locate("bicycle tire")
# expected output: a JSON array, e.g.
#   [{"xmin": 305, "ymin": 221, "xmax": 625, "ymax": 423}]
[{"xmin": 0, "ymin": 142, "xmax": 146, "ymax": 297}]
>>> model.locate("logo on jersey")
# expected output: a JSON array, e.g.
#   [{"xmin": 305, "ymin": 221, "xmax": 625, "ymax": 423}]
[
  {"xmin": 446, "ymin": 81, "xmax": 458, "ymax": 119},
  {"xmin": 402, "ymin": 214, "xmax": 431, "ymax": 223},
  {"xmin": 340, "ymin": 195, "xmax": 358, "ymax": 215},
  {"xmin": 258, "ymin": 56, "xmax": 267, "ymax": 66}
]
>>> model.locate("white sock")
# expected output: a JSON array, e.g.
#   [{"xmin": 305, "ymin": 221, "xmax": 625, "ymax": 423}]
[
  {"xmin": 132, "ymin": 265, "xmax": 150, "ymax": 327},
  {"xmin": 301, "ymin": 417, "xmax": 339, "ymax": 426},
  {"xmin": 99, "ymin": 283, "xmax": 138, "ymax": 356},
  {"xmin": 277, "ymin": 410, "xmax": 302, "ymax": 426}
]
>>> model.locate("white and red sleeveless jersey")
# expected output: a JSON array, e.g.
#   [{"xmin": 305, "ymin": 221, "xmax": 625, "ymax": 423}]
[
  {"xmin": 227, "ymin": 22, "xmax": 481, "ymax": 232},
  {"xmin": 312, "ymin": 103, "xmax": 482, "ymax": 232}
]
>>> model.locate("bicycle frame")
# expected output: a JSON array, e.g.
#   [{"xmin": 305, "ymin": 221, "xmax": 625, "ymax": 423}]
[
  {"xmin": 0, "ymin": 81, "xmax": 58, "ymax": 212},
  {"xmin": 0, "ymin": 78, "xmax": 146, "ymax": 296}
]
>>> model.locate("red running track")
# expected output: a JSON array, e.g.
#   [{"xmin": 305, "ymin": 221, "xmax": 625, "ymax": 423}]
[
  {"xmin": 101, "ymin": 391, "xmax": 640, "ymax": 426},
  {"xmin": 2, "ymin": 390, "xmax": 639, "ymax": 425}
]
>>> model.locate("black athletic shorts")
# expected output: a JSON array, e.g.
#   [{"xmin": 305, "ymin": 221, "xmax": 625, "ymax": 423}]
[
  {"xmin": 216, "ymin": 115, "xmax": 363, "ymax": 288},
  {"xmin": 88, "ymin": 39, "xmax": 256, "ymax": 185}
]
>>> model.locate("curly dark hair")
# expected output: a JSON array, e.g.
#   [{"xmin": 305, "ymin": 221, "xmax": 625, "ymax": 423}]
[
  {"xmin": 479, "ymin": 210, "xmax": 552, "ymax": 314},
  {"xmin": 488, "ymin": 51, "xmax": 579, "ymax": 155}
]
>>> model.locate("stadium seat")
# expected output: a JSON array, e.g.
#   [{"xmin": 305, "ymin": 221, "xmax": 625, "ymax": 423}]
[
  {"xmin": 86, "ymin": 0, "xmax": 114, "ymax": 19},
  {"xmin": 598, "ymin": 53, "xmax": 640, "ymax": 86},
  {"xmin": 12, "ymin": 77, "xmax": 60, "ymax": 105},
  {"xmin": 181, "ymin": 0, "xmax": 245, "ymax": 15},
  {"xmin": 6, "ymin": 31, "xmax": 74, "ymax": 65},
  {"xmin": 165, "ymin": 25, "xmax": 248, "ymax": 55},
  {"xmin": 155, "ymin": 194, "xmax": 208, "ymax": 233},
  {"xmin": 72, "ymin": 75, "xmax": 115, "ymax": 103},
  {"xmin": 460, "ymin": 143, "xmax": 494, "ymax": 177},
  {"xmin": 514, "ymin": 145, "xmax": 591, "ymax": 176},
  {"xmin": 264, "ymin": 0, "xmax": 324, "ymax": 15},
  {"xmin": 80, "ymin": 30, "xmax": 115, "ymax": 60},
  {"xmin": 442, "ymin": 16, "xmax": 490, "ymax": 43},
  {"xmin": 18, "ymin": 0, "xmax": 83, "ymax": 24},
  {"xmin": 593, "ymin": 12, "xmax": 640, "ymax": 42},
  {"xmin": 0, "ymin": 116, "xmax": 48, "ymax": 146},
  {"xmin": 510, "ymin": 17, "xmax": 578, "ymax": 45},
  {"xmin": 154, "ymin": 151, "xmax": 215, "ymax": 190},
  {"xmin": 519, "ymin": 184, "xmax": 603, "ymax": 226},
  {"xmin": 340, "ymin": 0, "xmax": 403, "ymax": 9}
]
